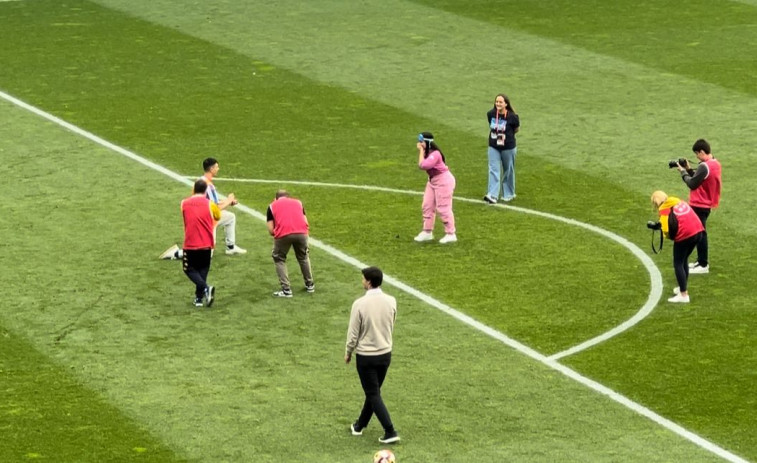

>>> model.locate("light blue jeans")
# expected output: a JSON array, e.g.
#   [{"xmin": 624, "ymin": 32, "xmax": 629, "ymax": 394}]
[{"xmin": 487, "ymin": 146, "xmax": 517, "ymax": 200}]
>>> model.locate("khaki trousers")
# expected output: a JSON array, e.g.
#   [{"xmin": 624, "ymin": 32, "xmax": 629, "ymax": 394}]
[{"xmin": 272, "ymin": 233, "xmax": 313, "ymax": 291}]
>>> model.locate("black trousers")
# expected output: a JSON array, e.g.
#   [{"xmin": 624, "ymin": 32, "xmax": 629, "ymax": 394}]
[
  {"xmin": 355, "ymin": 352, "xmax": 395, "ymax": 433},
  {"xmin": 691, "ymin": 206, "xmax": 711, "ymax": 266},
  {"xmin": 183, "ymin": 249, "xmax": 212, "ymax": 298},
  {"xmin": 673, "ymin": 233, "xmax": 701, "ymax": 292}
]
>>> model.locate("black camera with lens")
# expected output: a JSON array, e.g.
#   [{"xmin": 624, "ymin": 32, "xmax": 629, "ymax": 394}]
[
  {"xmin": 668, "ymin": 158, "xmax": 688, "ymax": 169},
  {"xmin": 646, "ymin": 221, "xmax": 662, "ymax": 230}
]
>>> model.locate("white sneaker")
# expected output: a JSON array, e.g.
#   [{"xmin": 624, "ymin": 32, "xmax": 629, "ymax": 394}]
[
  {"xmin": 689, "ymin": 263, "xmax": 709, "ymax": 274},
  {"xmin": 414, "ymin": 231, "xmax": 434, "ymax": 242},
  {"xmin": 159, "ymin": 244, "xmax": 180, "ymax": 260},
  {"xmin": 667, "ymin": 294, "xmax": 690, "ymax": 303},
  {"xmin": 439, "ymin": 234, "xmax": 457, "ymax": 244},
  {"xmin": 673, "ymin": 286, "xmax": 680, "ymax": 295},
  {"xmin": 225, "ymin": 245, "xmax": 247, "ymax": 255}
]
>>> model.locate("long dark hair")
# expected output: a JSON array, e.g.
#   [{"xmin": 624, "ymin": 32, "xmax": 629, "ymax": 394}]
[
  {"xmin": 420, "ymin": 131, "xmax": 446, "ymax": 163},
  {"xmin": 493, "ymin": 93, "xmax": 515, "ymax": 114}
]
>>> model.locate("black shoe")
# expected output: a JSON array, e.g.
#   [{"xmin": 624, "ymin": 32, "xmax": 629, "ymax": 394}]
[
  {"xmin": 305, "ymin": 284, "xmax": 315, "ymax": 293},
  {"xmin": 350, "ymin": 422, "xmax": 363, "ymax": 436},
  {"xmin": 378, "ymin": 431, "xmax": 400, "ymax": 444},
  {"xmin": 193, "ymin": 297, "xmax": 203, "ymax": 307},
  {"xmin": 483, "ymin": 194, "xmax": 496, "ymax": 204},
  {"xmin": 204, "ymin": 286, "xmax": 215, "ymax": 307}
]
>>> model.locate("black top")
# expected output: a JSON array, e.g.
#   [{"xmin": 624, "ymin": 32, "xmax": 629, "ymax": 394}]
[{"xmin": 487, "ymin": 108, "xmax": 520, "ymax": 150}]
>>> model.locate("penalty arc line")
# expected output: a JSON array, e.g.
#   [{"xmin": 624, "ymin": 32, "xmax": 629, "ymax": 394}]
[
  {"xmin": 213, "ymin": 176, "xmax": 664, "ymax": 361},
  {"xmin": 0, "ymin": 89, "xmax": 747, "ymax": 463}
]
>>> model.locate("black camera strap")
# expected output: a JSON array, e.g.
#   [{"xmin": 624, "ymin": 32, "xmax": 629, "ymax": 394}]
[{"xmin": 651, "ymin": 228, "xmax": 664, "ymax": 254}]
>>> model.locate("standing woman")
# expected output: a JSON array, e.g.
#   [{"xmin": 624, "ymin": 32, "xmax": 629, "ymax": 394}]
[
  {"xmin": 414, "ymin": 132, "xmax": 457, "ymax": 244},
  {"xmin": 484, "ymin": 94, "xmax": 520, "ymax": 204},
  {"xmin": 648, "ymin": 191, "xmax": 704, "ymax": 303}
]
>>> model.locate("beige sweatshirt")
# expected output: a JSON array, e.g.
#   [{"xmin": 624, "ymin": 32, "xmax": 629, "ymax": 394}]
[{"xmin": 345, "ymin": 288, "xmax": 397, "ymax": 356}]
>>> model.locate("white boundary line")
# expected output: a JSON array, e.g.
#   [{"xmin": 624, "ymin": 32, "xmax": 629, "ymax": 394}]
[
  {"xmin": 0, "ymin": 89, "xmax": 748, "ymax": 463},
  {"xmin": 212, "ymin": 176, "xmax": 663, "ymax": 361}
]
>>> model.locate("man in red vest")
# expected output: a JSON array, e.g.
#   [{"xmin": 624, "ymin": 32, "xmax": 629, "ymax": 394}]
[
  {"xmin": 266, "ymin": 190, "xmax": 314, "ymax": 297},
  {"xmin": 675, "ymin": 139, "xmax": 722, "ymax": 274},
  {"xmin": 182, "ymin": 179, "xmax": 221, "ymax": 307}
]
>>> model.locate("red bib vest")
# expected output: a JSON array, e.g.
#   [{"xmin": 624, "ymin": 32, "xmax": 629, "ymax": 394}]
[
  {"xmin": 689, "ymin": 158, "xmax": 721, "ymax": 209},
  {"xmin": 270, "ymin": 197, "xmax": 308, "ymax": 239},
  {"xmin": 182, "ymin": 195, "xmax": 217, "ymax": 250}
]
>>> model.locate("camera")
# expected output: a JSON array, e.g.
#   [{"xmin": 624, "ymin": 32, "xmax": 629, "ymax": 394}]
[
  {"xmin": 647, "ymin": 221, "xmax": 661, "ymax": 230},
  {"xmin": 668, "ymin": 158, "xmax": 688, "ymax": 169}
]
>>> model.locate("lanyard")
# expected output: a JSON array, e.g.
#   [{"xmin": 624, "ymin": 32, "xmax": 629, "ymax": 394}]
[{"xmin": 495, "ymin": 111, "xmax": 506, "ymax": 133}]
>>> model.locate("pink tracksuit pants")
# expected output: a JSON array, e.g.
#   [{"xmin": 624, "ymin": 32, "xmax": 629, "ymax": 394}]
[{"xmin": 422, "ymin": 171, "xmax": 456, "ymax": 234}]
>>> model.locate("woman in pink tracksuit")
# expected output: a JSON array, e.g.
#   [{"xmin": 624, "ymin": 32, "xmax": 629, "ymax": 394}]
[{"xmin": 414, "ymin": 132, "xmax": 457, "ymax": 244}]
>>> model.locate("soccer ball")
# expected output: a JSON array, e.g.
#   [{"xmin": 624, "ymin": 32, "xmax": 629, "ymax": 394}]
[{"xmin": 373, "ymin": 449, "xmax": 395, "ymax": 463}]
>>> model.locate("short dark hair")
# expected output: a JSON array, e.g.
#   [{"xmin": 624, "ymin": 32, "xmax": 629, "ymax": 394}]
[
  {"xmin": 361, "ymin": 266, "xmax": 383, "ymax": 288},
  {"xmin": 692, "ymin": 139, "xmax": 711, "ymax": 154},
  {"xmin": 275, "ymin": 189, "xmax": 290, "ymax": 199},
  {"xmin": 202, "ymin": 157, "xmax": 218, "ymax": 172},
  {"xmin": 193, "ymin": 179, "xmax": 208, "ymax": 194}
]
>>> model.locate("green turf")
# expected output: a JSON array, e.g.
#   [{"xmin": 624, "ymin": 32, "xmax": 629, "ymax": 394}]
[
  {"xmin": 0, "ymin": 0, "xmax": 755, "ymax": 461},
  {"xmin": 89, "ymin": 0, "xmax": 757, "ymax": 235},
  {"xmin": 0, "ymin": 329, "xmax": 186, "ymax": 462},
  {"xmin": 0, "ymin": 98, "xmax": 724, "ymax": 462}
]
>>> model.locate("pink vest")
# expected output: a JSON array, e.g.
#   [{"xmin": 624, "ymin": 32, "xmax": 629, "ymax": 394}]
[
  {"xmin": 689, "ymin": 159, "xmax": 721, "ymax": 209},
  {"xmin": 270, "ymin": 197, "xmax": 309, "ymax": 239},
  {"xmin": 669, "ymin": 201, "xmax": 705, "ymax": 242},
  {"xmin": 182, "ymin": 195, "xmax": 216, "ymax": 250}
]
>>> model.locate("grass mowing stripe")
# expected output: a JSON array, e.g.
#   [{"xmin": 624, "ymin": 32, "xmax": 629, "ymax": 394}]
[
  {"xmin": 91, "ymin": 0, "xmax": 757, "ymax": 237},
  {"xmin": 75, "ymin": 2, "xmax": 756, "ymax": 453},
  {"xmin": 0, "ymin": 0, "xmax": 652, "ymax": 355},
  {"xmin": 1, "ymin": 90, "xmax": 746, "ymax": 463},
  {"xmin": 214, "ymin": 175, "xmax": 664, "ymax": 360},
  {"xmin": 2, "ymin": 1, "xmax": 754, "ymax": 459},
  {"xmin": 0, "ymin": 98, "xmax": 725, "ymax": 463},
  {"xmin": 0, "ymin": 329, "xmax": 186, "ymax": 462},
  {"xmin": 410, "ymin": 0, "xmax": 757, "ymax": 97}
]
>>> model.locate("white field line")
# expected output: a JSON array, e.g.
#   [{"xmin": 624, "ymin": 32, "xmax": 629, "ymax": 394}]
[
  {"xmin": 0, "ymin": 89, "xmax": 747, "ymax": 463},
  {"xmin": 212, "ymin": 176, "xmax": 664, "ymax": 361}
]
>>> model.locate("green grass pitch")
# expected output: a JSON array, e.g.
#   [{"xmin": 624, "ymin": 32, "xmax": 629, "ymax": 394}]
[{"xmin": 1, "ymin": 0, "xmax": 755, "ymax": 461}]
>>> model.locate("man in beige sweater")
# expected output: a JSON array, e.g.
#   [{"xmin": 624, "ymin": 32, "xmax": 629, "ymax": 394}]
[{"xmin": 345, "ymin": 267, "xmax": 400, "ymax": 444}]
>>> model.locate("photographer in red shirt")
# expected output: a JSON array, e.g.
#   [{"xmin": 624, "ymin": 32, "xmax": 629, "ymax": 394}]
[{"xmin": 675, "ymin": 139, "xmax": 722, "ymax": 274}]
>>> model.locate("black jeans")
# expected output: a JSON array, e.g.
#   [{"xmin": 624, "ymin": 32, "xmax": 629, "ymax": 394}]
[
  {"xmin": 691, "ymin": 206, "xmax": 711, "ymax": 266},
  {"xmin": 355, "ymin": 352, "xmax": 395, "ymax": 433},
  {"xmin": 183, "ymin": 249, "xmax": 212, "ymax": 298},
  {"xmin": 673, "ymin": 233, "xmax": 701, "ymax": 292}
]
